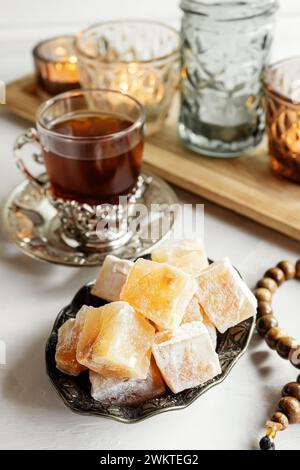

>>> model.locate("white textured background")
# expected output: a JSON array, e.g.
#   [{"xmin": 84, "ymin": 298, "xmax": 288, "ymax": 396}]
[
  {"xmin": 1, "ymin": 0, "xmax": 300, "ymax": 82},
  {"xmin": 0, "ymin": 0, "xmax": 300, "ymax": 451}
]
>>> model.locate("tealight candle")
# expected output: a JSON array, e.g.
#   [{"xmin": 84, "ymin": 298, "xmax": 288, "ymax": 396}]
[{"xmin": 33, "ymin": 35, "xmax": 80, "ymax": 95}]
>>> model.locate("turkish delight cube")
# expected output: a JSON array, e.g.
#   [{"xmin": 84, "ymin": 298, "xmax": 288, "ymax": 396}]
[
  {"xmin": 91, "ymin": 255, "xmax": 134, "ymax": 302},
  {"xmin": 120, "ymin": 258, "xmax": 198, "ymax": 330},
  {"xmin": 196, "ymin": 257, "xmax": 257, "ymax": 334},
  {"xmin": 89, "ymin": 358, "xmax": 166, "ymax": 406},
  {"xmin": 55, "ymin": 316, "xmax": 87, "ymax": 376},
  {"xmin": 151, "ymin": 239, "xmax": 209, "ymax": 277},
  {"xmin": 152, "ymin": 321, "xmax": 221, "ymax": 394},
  {"xmin": 182, "ymin": 295, "xmax": 203, "ymax": 324},
  {"xmin": 182, "ymin": 298, "xmax": 217, "ymax": 349},
  {"xmin": 203, "ymin": 312, "xmax": 217, "ymax": 349},
  {"xmin": 76, "ymin": 302, "xmax": 155, "ymax": 380}
]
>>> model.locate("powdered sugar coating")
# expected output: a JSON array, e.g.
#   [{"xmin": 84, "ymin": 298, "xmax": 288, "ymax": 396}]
[
  {"xmin": 90, "ymin": 358, "xmax": 166, "ymax": 405},
  {"xmin": 202, "ymin": 312, "xmax": 217, "ymax": 349},
  {"xmin": 91, "ymin": 255, "xmax": 134, "ymax": 302},
  {"xmin": 182, "ymin": 295, "xmax": 204, "ymax": 324},
  {"xmin": 55, "ymin": 317, "xmax": 87, "ymax": 376},
  {"xmin": 196, "ymin": 258, "xmax": 257, "ymax": 334},
  {"xmin": 76, "ymin": 302, "xmax": 155, "ymax": 380},
  {"xmin": 151, "ymin": 238, "xmax": 209, "ymax": 277},
  {"xmin": 152, "ymin": 321, "xmax": 221, "ymax": 394},
  {"xmin": 121, "ymin": 258, "xmax": 198, "ymax": 330}
]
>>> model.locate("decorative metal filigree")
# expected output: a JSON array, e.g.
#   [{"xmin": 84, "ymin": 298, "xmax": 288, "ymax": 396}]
[
  {"xmin": 3, "ymin": 172, "xmax": 177, "ymax": 267},
  {"xmin": 48, "ymin": 175, "xmax": 149, "ymax": 249}
]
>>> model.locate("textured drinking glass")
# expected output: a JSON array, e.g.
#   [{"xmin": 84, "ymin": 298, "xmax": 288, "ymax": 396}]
[
  {"xmin": 263, "ymin": 58, "xmax": 300, "ymax": 183},
  {"xmin": 75, "ymin": 21, "xmax": 180, "ymax": 135},
  {"xmin": 179, "ymin": 0, "xmax": 278, "ymax": 158}
]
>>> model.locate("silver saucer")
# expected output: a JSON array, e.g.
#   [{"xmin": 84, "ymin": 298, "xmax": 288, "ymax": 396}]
[{"xmin": 3, "ymin": 171, "xmax": 178, "ymax": 267}]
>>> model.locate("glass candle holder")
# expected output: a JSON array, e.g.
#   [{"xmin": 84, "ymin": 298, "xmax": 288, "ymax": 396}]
[
  {"xmin": 263, "ymin": 57, "xmax": 300, "ymax": 183},
  {"xmin": 33, "ymin": 35, "xmax": 80, "ymax": 95},
  {"xmin": 179, "ymin": 0, "xmax": 278, "ymax": 158},
  {"xmin": 75, "ymin": 21, "xmax": 180, "ymax": 135}
]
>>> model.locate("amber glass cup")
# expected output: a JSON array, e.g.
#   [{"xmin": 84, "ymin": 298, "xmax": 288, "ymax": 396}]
[
  {"xmin": 263, "ymin": 58, "xmax": 300, "ymax": 183},
  {"xmin": 14, "ymin": 89, "xmax": 145, "ymax": 205}
]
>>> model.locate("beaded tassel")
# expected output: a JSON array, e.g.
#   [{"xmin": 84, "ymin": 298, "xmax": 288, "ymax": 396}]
[{"xmin": 259, "ymin": 376, "xmax": 300, "ymax": 449}]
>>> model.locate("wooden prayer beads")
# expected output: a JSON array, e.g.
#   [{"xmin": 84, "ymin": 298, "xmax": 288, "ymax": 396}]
[
  {"xmin": 256, "ymin": 315, "xmax": 278, "ymax": 336},
  {"xmin": 277, "ymin": 337, "xmax": 299, "ymax": 360},
  {"xmin": 264, "ymin": 267, "xmax": 285, "ymax": 285},
  {"xmin": 257, "ymin": 277, "xmax": 278, "ymax": 293},
  {"xmin": 282, "ymin": 382, "xmax": 300, "ymax": 401},
  {"xmin": 255, "ymin": 260, "xmax": 300, "ymax": 366},
  {"xmin": 255, "ymin": 260, "xmax": 300, "ymax": 450},
  {"xmin": 257, "ymin": 301, "xmax": 273, "ymax": 317},
  {"xmin": 290, "ymin": 347, "xmax": 300, "ymax": 370},
  {"xmin": 277, "ymin": 261, "xmax": 296, "ymax": 280},
  {"xmin": 253, "ymin": 288, "xmax": 272, "ymax": 303}
]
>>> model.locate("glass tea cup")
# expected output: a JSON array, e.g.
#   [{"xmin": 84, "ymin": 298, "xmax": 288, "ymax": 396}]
[{"xmin": 14, "ymin": 89, "xmax": 145, "ymax": 247}]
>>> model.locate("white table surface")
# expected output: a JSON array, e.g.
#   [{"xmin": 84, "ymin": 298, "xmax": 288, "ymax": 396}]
[{"xmin": 0, "ymin": 0, "xmax": 300, "ymax": 451}]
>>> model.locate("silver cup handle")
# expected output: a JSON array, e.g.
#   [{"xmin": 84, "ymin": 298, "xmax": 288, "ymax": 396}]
[{"xmin": 14, "ymin": 127, "xmax": 46, "ymax": 189}]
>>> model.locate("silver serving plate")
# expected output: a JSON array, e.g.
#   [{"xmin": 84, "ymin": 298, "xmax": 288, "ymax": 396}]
[
  {"xmin": 45, "ymin": 264, "xmax": 255, "ymax": 423},
  {"xmin": 2, "ymin": 171, "xmax": 178, "ymax": 267}
]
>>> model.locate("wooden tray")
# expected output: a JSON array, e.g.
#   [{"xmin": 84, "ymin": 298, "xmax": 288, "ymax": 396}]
[{"xmin": 5, "ymin": 74, "xmax": 300, "ymax": 242}]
